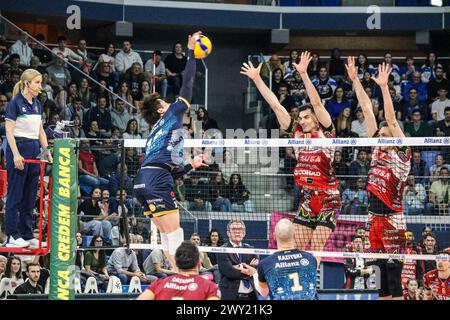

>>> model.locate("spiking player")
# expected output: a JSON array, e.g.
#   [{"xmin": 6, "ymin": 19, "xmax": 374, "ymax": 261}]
[
  {"xmin": 346, "ymin": 57, "xmax": 411, "ymax": 300},
  {"xmin": 241, "ymin": 52, "xmax": 340, "ymax": 264},
  {"xmin": 133, "ymin": 32, "xmax": 207, "ymax": 268},
  {"xmin": 257, "ymin": 219, "xmax": 317, "ymax": 300}
]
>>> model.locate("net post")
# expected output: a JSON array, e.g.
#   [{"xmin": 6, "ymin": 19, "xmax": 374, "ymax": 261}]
[{"xmin": 119, "ymin": 139, "xmax": 130, "ymax": 248}]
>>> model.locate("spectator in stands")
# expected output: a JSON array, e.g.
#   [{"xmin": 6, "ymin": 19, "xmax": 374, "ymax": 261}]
[
  {"xmin": 134, "ymin": 80, "xmax": 152, "ymax": 108},
  {"xmin": 78, "ymin": 140, "xmax": 109, "ymax": 188},
  {"xmin": 68, "ymin": 114, "xmax": 85, "ymax": 138},
  {"xmin": 204, "ymin": 229, "xmax": 225, "ymax": 266},
  {"xmin": 434, "ymin": 106, "xmax": 450, "ymax": 137},
  {"xmin": 13, "ymin": 262, "xmax": 43, "ymax": 295},
  {"xmin": 106, "ymin": 236, "xmax": 149, "ymax": 285},
  {"xmin": 0, "ymin": 69, "xmax": 20, "ymax": 100},
  {"xmin": 124, "ymin": 147, "xmax": 141, "ymax": 178},
  {"xmin": 383, "ymin": 52, "xmax": 401, "ymax": 84},
  {"xmin": 431, "ymin": 88, "xmax": 450, "ymax": 123},
  {"xmin": 76, "ymin": 77, "xmax": 94, "ymax": 109},
  {"xmin": 427, "ymin": 66, "xmax": 448, "ymax": 101},
  {"xmin": 10, "ymin": 30, "xmax": 32, "ymax": 67},
  {"xmin": 217, "ymin": 219, "xmax": 259, "ymax": 300},
  {"xmin": 325, "ymin": 87, "xmax": 352, "ymax": 121},
  {"xmin": 219, "ymin": 150, "xmax": 239, "ymax": 182},
  {"xmin": 99, "ymin": 189, "xmax": 121, "ymax": 230},
  {"xmin": 164, "ymin": 42, "xmax": 187, "ymax": 96},
  {"xmin": 428, "ymin": 167, "xmax": 450, "ymax": 215},
  {"xmin": 0, "ymin": 255, "xmax": 6, "ymax": 277},
  {"xmin": 333, "ymin": 150, "xmax": 349, "ymax": 176},
  {"xmin": 328, "ymin": 48, "xmax": 345, "ymax": 82},
  {"xmin": 281, "ymin": 146, "xmax": 296, "ymax": 189},
  {"xmin": 32, "ymin": 33, "xmax": 52, "ymax": 67},
  {"xmin": 84, "ymin": 96, "xmax": 113, "ymax": 137},
  {"xmin": 46, "ymin": 55, "xmax": 71, "ymax": 97},
  {"xmin": 72, "ymin": 58, "xmax": 97, "ymax": 87},
  {"xmin": 30, "ymin": 56, "xmax": 44, "ymax": 74},
  {"xmin": 402, "ymin": 72, "xmax": 427, "ymax": 103},
  {"xmin": 98, "ymin": 43, "xmax": 117, "ymax": 74},
  {"xmin": 124, "ymin": 62, "xmax": 147, "ymax": 102},
  {"xmin": 76, "ymin": 38, "xmax": 93, "ymax": 62},
  {"xmin": 96, "ymin": 62, "xmax": 115, "ymax": 90},
  {"xmin": 421, "ymin": 227, "xmax": 433, "ymax": 245},
  {"xmin": 60, "ymin": 95, "xmax": 84, "ymax": 122},
  {"xmin": 349, "ymin": 149, "xmax": 370, "ymax": 178},
  {"xmin": 228, "ymin": 173, "xmax": 253, "ymax": 213},
  {"xmin": 83, "ymin": 235, "xmax": 110, "ymax": 290},
  {"xmin": 111, "ymin": 99, "xmax": 130, "ymax": 133},
  {"xmin": 51, "ymin": 36, "xmax": 83, "ymax": 65},
  {"xmin": 351, "ymin": 107, "xmax": 367, "ymax": 137},
  {"xmin": 421, "ymin": 52, "xmax": 442, "ymax": 84},
  {"xmin": 122, "ymin": 118, "xmax": 141, "ymax": 140},
  {"xmin": 271, "ymin": 68, "xmax": 286, "ymax": 96},
  {"xmin": 401, "ymin": 88, "xmax": 427, "ymax": 121},
  {"xmin": 341, "ymin": 178, "xmax": 368, "ymax": 215},
  {"xmin": 115, "ymin": 40, "xmax": 143, "ymax": 75},
  {"xmin": 261, "ymin": 54, "xmax": 285, "ymax": 79},
  {"xmin": 210, "ymin": 171, "xmax": 232, "ymax": 212},
  {"xmin": 420, "ymin": 233, "xmax": 438, "ymax": 274},
  {"xmin": 78, "ymin": 187, "xmax": 112, "ymax": 239},
  {"xmin": 334, "ymin": 107, "xmax": 353, "ymax": 137},
  {"xmin": 410, "ymin": 150, "xmax": 430, "ymax": 184},
  {"xmin": 283, "ymin": 50, "xmax": 299, "ymax": 79},
  {"xmin": 1, "ymin": 256, "xmax": 23, "ymax": 289},
  {"xmin": 403, "ymin": 174, "xmax": 426, "ymax": 215},
  {"xmin": 405, "ymin": 109, "xmax": 431, "ymax": 137},
  {"xmin": 361, "ymin": 70, "xmax": 377, "ymax": 94},
  {"xmin": 40, "ymin": 71, "xmax": 54, "ymax": 101},
  {"xmin": 286, "ymin": 71, "xmax": 306, "ymax": 107},
  {"xmin": 115, "ymin": 81, "xmax": 134, "ymax": 111},
  {"xmin": 131, "ymin": 219, "xmax": 150, "ymax": 244},
  {"xmin": 312, "ymin": 66, "xmax": 337, "ymax": 101},
  {"xmin": 356, "ymin": 53, "xmax": 374, "ymax": 80},
  {"xmin": 39, "ymin": 91, "xmax": 58, "ymax": 124},
  {"xmin": 144, "ymin": 50, "xmax": 167, "ymax": 99},
  {"xmin": 190, "ymin": 233, "xmax": 219, "ymax": 282},
  {"xmin": 429, "ymin": 154, "xmax": 450, "ymax": 182},
  {"xmin": 307, "ymin": 52, "xmax": 321, "ymax": 79},
  {"xmin": 403, "ymin": 279, "xmax": 421, "ymax": 300},
  {"xmin": 344, "ymin": 236, "xmax": 374, "ymax": 289},
  {"xmin": 184, "ymin": 172, "xmax": 212, "ymax": 212},
  {"xmin": 399, "ymin": 56, "xmax": 416, "ymax": 83},
  {"xmin": 143, "ymin": 243, "xmax": 176, "ymax": 278},
  {"xmin": 84, "ymin": 120, "xmax": 100, "ymax": 140},
  {"xmin": 363, "ymin": 87, "xmax": 380, "ymax": 120},
  {"xmin": 197, "ymin": 107, "xmax": 219, "ymax": 132},
  {"xmin": 277, "ymin": 83, "xmax": 295, "ymax": 112},
  {"xmin": 62, "ymin": 81, "xmax": 80, "ymax": 107}
]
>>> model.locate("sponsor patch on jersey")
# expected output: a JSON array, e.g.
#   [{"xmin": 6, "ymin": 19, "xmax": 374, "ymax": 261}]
[
  {"xmin": 300, "ymin": 258, "xmax": 310, "ymax": 266},
  {"xmin": 188, "ymin": 283, "xmax": 198, "ymax": 291},
  {"xmin": 134, "ymin": 184, "xmax": 145, "ymax": 189}
]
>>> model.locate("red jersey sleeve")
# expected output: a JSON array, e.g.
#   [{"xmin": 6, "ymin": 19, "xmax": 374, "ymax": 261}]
[{"xmin": 205, "ymin": 281, "xmax": 219, "ymax": 299}]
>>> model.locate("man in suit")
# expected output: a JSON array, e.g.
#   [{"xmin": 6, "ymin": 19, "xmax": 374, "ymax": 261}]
[{"xmin": 217, "ymin": 219, "xmax": 259, "ymax": 300}]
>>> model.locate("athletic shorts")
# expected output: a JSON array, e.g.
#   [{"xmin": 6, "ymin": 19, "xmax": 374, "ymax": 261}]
[
  {"xmin": 133, "ymin": 166, "xmax": 179, "ymax": 218},
  {"xmin": 367, "ymin": 213, "xmax": 406, "ymax": 254},
  {"xmin": 293, "ymin": 188, "xmax": 341, "ymax": 230}
]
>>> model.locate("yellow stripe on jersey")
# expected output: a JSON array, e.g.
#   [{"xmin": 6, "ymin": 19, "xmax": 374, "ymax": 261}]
[
  {"xmin": 178, "ymin": 96, "xmax": 191, "ymax": 109},
  {"xmin": 207, "ymin": 296, "xmax": 221, "ymax": 300}
]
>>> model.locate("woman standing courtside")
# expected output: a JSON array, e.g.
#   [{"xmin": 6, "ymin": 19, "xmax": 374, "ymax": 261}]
[{"xmin": 5, "ymin": 69, "xmax": 52, "ymax": 248}]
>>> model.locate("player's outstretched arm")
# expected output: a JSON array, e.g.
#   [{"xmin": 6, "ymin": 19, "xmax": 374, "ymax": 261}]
[
  {"xmin": 293, "ymin": 51, "xmax": 332, "ymax": 128},
  {"xmin": 241, "ymin": 61, "xmax": 291, "ymax": 130},
  {"xmin": 345, "ymin": 56, "xmax": 378, "ymax": 138},
  {"xmin": 372, "ymin": 62, "xmax": 405, "ymax": 138},
  {"xmin": 179, "ymin": 31, "xmax": 202, "ymax": 102}
]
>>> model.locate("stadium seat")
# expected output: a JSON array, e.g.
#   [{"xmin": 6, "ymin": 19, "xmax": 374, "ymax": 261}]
[
  {"xmin": 84, "ymin": 276, "xmax": 99, "ymax": 294},
  {"xmin": 106, "ymin": 276, "xmax": 122, "ymax": 293},
  {"xmin": 128, "ymin": 276, "xmax": 142, "ymax": 293},
  {"xmin": 73, "ymin": 277, "xmax": 82, "ymax": 294},
  {"xmin": 44, "ymin": 278, "xmax": 50, "ymax": 294},
  {"xmin": 0, "ymin": 278, "xmax": 13, "ymax": 298}
]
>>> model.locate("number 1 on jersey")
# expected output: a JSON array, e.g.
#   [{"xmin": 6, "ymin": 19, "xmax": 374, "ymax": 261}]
[{"xmin": 288, "ymin": 272, "xmax": 303, "ymax": 292}]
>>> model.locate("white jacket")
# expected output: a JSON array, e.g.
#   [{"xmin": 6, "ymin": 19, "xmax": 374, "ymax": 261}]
[
  {"xmin": 10, "ymin": 40, "xmax": 33, "ymax": 66},
  {"xmin": 115, "ymin": 49, "xmax": 143, "ymax": 73}
]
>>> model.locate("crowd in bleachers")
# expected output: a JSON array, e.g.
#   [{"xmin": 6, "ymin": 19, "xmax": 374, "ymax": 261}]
[{"xmin": 0, "ymin": 30, "xmax": 449, "ymax": 295}]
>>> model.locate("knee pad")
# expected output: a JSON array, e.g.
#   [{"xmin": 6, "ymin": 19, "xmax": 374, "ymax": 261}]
[
  {"xmin": 160, "ymin": 232, "xmax": 169, "ymax": 252},
  {"xmin": 166, "ymin": 228, "xmax": 184, "ymax": 256}
]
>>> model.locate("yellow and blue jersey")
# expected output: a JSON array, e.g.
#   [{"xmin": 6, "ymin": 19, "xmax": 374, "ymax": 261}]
[
  {"xmin": 142, "ymin": 96, "xmax": 190, "ymax": 167},
  {"xmin": 257, "ymin": 249, "xmax": 317, "ymax": 300}
]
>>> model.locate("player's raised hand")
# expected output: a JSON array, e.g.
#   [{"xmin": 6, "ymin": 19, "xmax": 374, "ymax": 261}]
[
  {"xmin": 371, "ymin": 62, "xmax": 392, "ymax": 87},
  {"xmin": 345, "ymin": 56, "xmax": 359, "ymax": 82},
  {"xmin": 188, "ymin": 31, "xmax": 203, "ymax": 50},
  {"xmin": 292, "ymin": 51, "xmax": 312, "ymax": 75},
  {"xmin": 240, "ymin": 61, "xmax": 262, "ymax": 81}
]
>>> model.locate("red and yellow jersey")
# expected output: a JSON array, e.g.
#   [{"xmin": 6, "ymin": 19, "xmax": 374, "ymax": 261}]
[
  {"xmin": 423, "ymin": 269, "xmax": 450, "ymax": 300},
  {"xmin": 367, "ymin": 146, "xmax": 411, "ymax": 212},
  {"xmin": 146, "ymin": 274, "xmax": 219, "ymax": 300},
  {"xmin": 291, "ymin": 123, "xmax": 338, "ymax": 190}
]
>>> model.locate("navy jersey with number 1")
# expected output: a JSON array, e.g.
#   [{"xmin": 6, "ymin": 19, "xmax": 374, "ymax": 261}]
[{"xmin": 257, "ymin": 249, "xmax": 317, "ymax": 300}]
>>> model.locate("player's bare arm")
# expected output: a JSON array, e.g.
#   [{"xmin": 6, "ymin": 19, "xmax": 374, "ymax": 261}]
[
  {"xmin": 241, "ymin": 61, "xmax": 291, "ymax": 130},
  {"xmin": 293, "ymin": 51, "xmax": 332, "ymax": 128}
]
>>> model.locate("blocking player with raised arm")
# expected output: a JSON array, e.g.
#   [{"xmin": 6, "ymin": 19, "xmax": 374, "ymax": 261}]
[
  {"xmin": 137, "ymin": 241, "xmax": 220, "ymax": 300},
  {"xmin": 241, "ymin": 52, "xmax": 340, "ymax": 263},
  {"xmin": 422, "ymin": 249, "xmax": 450, "ymax": 300},
  {"xmin": 133, "ymin": 32, "xmax": 207, "ymax": 268},
  {"xmin": 346, "ymin": 57, "xmax": 411, "ymax": 300},
  {"xmin": 257, "ymin": 219, "xmax": 317, "ymax": 300}
]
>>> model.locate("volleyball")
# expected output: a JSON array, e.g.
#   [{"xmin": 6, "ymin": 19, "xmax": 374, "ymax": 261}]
[{"xmin": 194, "ymin": 34, "xmax": 213, "ymax": 59}]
